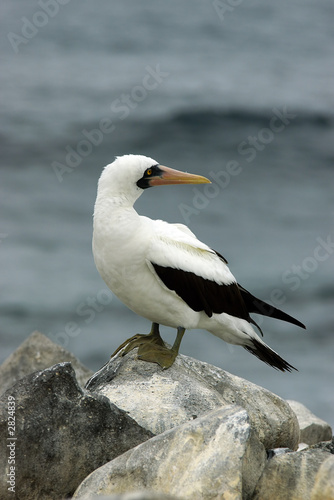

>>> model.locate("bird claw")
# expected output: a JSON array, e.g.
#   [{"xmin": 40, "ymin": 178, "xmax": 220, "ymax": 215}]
[
  {"xmin": 110, "ymin": 326, "xmax": 178, "ymax": 369},
  {"xmin": 137, "ymin": 343, "xmax": 178, "ymax": 369}
]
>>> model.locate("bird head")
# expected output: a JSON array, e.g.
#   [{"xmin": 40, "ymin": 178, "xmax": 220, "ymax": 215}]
[{"xmin": 97, "ymin": 154, "xmax": 210, "ymax": 204}]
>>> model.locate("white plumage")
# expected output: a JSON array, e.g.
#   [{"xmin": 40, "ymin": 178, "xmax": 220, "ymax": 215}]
[{"xmin": 93, "ymin": 154, "xmax": 305, "ymax": 371}]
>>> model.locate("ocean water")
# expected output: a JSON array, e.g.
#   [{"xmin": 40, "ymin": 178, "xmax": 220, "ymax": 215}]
[{"xmin": 1, "ymin": 0, "xmax": 334, "ymax": 427}]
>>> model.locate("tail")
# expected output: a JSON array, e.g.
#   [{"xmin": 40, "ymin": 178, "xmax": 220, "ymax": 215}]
[
  {"xmin": 244, "ymin": 337, "xmax": 297, "ymax": 372},
  {"xmin": 238, "ymin": 285, "xmax": 306, "ymax": 330}
]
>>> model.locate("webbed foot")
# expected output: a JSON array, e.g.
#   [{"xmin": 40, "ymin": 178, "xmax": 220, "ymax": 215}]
[{"xmin": 111, "ymin": 324, "xmax": 186, "ymax": 369}]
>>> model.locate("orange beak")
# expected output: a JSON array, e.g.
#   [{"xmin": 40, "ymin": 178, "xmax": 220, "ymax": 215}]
[{"xmin": 149, "ymin": 166, "xmax": 211, "ymax": 186}]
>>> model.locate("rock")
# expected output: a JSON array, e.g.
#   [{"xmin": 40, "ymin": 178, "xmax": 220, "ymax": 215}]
[
  {"xmin": 288, "ymin": 399, "xmax": 332, "ymax": 445},
  {"xmin": 0, "ymin": 362, "xmax": 153, "ymax": 500},
  {"xmin": 86, "ymin": 349, "xmax": 226, "ymax": 436},
  {"xmin": 79, "ymin": 494, "xmax": 180, "ymax": 500},
  {"xmin": 297, "ymin": 442, "xmax": 310, "ymax": 451},
  {"xmin": 253, "ymin": 447, "xmax": 332, "ymax": 500},
  {"xmin": 182, "ymin": 355, "xmax": 300, "ymax": 450},
  {"xmin": 86, "ymin": 348, "xmax": 300, "ymax": 450},
  {"xmin": 310, "ymin": 455, "xmax": 334, "ymax": 500},
  {"xmin": 311, "ymin": 436, "xmax": 334, "ymax": 453},
  {"xmin": 0, "ymin": 330, "xmax": 93, "ymax": 393},
  {"xmin": 74, "ymin": 405, "xmax": 266, "ymax": 500}
]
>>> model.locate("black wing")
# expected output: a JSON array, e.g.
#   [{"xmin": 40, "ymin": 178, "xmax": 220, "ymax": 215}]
[
  {"xmin": 151, "ymin": 263, "xmax": 305, "ymax": 330},
  {"xmin": 152, "ymin": 263, "xmax": 251, "ymax": 321},
  {"xmin": 238, "ymin": 284, "xmax": 306, "ymax": 329}
]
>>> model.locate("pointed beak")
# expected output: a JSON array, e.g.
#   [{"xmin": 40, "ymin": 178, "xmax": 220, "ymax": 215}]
[{"xmin": 149, "ymin": 166, "xmax": 211, "ymax": 186}]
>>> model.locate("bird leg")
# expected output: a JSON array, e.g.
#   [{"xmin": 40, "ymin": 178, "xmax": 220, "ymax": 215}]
[{"xmin": 111, "ymin": 324, "xmax": 186, "ymax": 369}]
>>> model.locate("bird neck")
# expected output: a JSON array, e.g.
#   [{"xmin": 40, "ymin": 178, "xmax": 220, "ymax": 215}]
[{"xmin": 93, "ymin": 194, "xmax": 140, "ymax": 240}]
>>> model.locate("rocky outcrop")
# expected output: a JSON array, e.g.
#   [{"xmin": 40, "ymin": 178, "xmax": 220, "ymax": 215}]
[
  {"xmin": 0, "ymin": 362, "xmax": 153, "ymax": 500},
  {"xmin": 73, "ymin": 406, "xmax": 266, "ymax": 499},
  {"xmin": 0, "ymin": 330, "xmax": 93, "ymax": 392},
  {"xmin": 253, "ymin": 444, "xmax": 333, "ymax": 500},
  {"xmin": 311, "ymin": 453, "xmax": 334, "ymax": 500},
  {"xmin": 86, "ymin": 349, "xmax": 300, "ymax": 450},
  {"xmin": 77, "ymin": 494, "xmax": 180, "ymax": 499},
  {"xmin": 0, "ymin": 332, "xmax": 332, "ymax": 500},
  {"xmin": 287, "ymin": 399, "xmax": 333, "ymax": 445}
]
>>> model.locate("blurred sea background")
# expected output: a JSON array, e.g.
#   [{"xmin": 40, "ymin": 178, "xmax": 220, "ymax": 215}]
[{"xmin": 1, "ymin": 1, "xmax": 333, "ymax": 426}]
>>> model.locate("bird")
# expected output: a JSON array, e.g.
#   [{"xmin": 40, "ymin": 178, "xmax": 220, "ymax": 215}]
[{"xmin": 92, "ymin": 154, "xmax": 305, "ymax": 372}]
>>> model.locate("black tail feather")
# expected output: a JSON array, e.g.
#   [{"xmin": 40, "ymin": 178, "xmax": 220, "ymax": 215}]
[
  {"xmin": 238, "ymin": 284, "xmax": 306, "ymax": 330},
  {"xmin": 244, "ymin": 338, "xmax": 297, "ymax": 372}
]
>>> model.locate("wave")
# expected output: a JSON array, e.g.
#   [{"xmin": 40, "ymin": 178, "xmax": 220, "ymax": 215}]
[
  {"xmin": 156, "ymin": 107, "xmax": 334, "ymax": 130},
  {"xmin": 2, "ymin": 104, "xmax": 333, "ymax": 169}
]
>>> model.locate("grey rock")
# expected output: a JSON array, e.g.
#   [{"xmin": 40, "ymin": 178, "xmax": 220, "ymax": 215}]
[
  {"xmin": 83, "ymin": 494, "xmax": 180, "ymax": 500},
  {"xmin": 86, "ymin": 349, "xmax": 226, "ymax": 436},
  {"xmin": 0, "ymin": 330, "xmax": 93, "ymax": 393},
  {"xmin": 182, "ymin": 355, "xmax": 301, "ymax": 450},
  {"xmin": 311, "ymin": 436, "xmax": 334, "ymax": 454},
  {"xmin": 86, "ymin": 349, "xmax": 300, "ymax": 450},
  {"xmin": 288, "ymin": 399, "xmax": 332, "ymax": 445},
  {"xmin": 253, "ymin": 447, "xmax": 332, "ymax": 500},
  {"xmin": 297, "ymin": 442, "xmax": 310, "ymax": 451},
  {"xmin": 74, "ymin": 406, "xmax": 266, "ymax": 500},
  {"xmin": 310, "ymin": 455, "xmax": 334, "ymax": 500},
  {"xmin": 0, "ymin": 362, "xmax": 153, "ymax": 500}
]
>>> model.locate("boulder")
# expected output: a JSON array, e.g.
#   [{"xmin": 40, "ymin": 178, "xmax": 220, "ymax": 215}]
[
  {"xmin": 182, "ymin": 355, "xmax": 300, "ymax": 450},
  {"xmin": 86, "ymin": 349, "xmax": 226, "ymax": 436},
  {"xmin": 86, "ymin": 348, "xmax": 300, "ymax": 450},
  {"xmin": 2, "ymin": 332, "xmax": 332, "ymax": 500},
  {"xmin": 0, "ymin": 362, "xmax": 153, "ymax": 500},
  {"xmin": 74, "ymin": 405, "xmax": 266, "ymax": 500},
  {"xmin": 311, "ymin": 436, "xmax": 334, "ymax": 453},
  {"xmin": 310, "ymin": 454, "xmax": 334, "ymax": 500},
  {"xmin": 77, "ymin": 494, "xmax": 180, "ymax": 500},
  {"xmin": 287, "ymin": 399, "xmax": 332, "ymax": 445},
  {"xmin": 253, "ymin": 446, "xmax": 332, "ymax": 500},
  {"xmin": 0, "ymin": 330, "xmax": 93, "ymax": 392}
]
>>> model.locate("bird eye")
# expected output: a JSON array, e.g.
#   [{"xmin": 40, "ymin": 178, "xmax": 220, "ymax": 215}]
[{"xmin": 146, "ymin": 168, "xmax": 152, "ymax": 176}]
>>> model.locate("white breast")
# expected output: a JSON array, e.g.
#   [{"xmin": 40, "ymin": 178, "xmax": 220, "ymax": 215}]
[{"xmin": 93, "ymin": 203, "xmax": 201, "ymax": 328}]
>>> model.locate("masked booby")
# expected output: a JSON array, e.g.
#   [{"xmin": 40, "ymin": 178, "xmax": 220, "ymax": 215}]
[{"xmin": 92, "ymin": 154, "xmax": 305, "ymax": 371}]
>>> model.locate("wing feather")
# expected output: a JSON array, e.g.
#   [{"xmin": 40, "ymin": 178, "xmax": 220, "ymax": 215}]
[
  {"xmin": 145, "ymin": 220, "xmax": 304, "ymax": 331},
  {"xmin": 151, "ymin": 263, "xmax": 250, "ymax": 320},
  {"xmin": 147, "ymin": 219, "xmax": 234, "ymax": 285},
  {"xmin": 147, "ymin": 220, "xmax": 250, "ymax": 320}
]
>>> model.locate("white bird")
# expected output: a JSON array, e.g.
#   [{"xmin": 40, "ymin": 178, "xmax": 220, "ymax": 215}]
[{"xmin": 93, "ymin": 154, "xmax": 305, "ymax": 371}]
